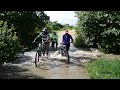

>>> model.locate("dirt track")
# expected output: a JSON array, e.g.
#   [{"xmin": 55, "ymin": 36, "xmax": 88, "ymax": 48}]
[{"xmin": 0, "ymin": 30, "xmax": 103, "ymax": 79}]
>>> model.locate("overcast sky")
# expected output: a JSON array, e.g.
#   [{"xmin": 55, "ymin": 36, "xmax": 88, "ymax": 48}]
[{"xmin": 44, "ymin": 11, "xmax": 78, "ymax": 26}]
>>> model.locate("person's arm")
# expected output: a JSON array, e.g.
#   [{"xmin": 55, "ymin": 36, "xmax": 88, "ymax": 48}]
[
  {"xmin": 32, "ymin": 33, "xmax": 42, "ymax": 43},
  {"xmin": 70, "ymin": 35, "xmax": 73, "ymax": 43}
]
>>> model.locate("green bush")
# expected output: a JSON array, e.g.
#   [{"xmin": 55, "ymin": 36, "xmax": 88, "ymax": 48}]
[
  {"xmin": 75, "ymin": 11, "xmax": 120, "ymax": 54},
  {"xmin": 74, "ymin": 35, "xmax": 87, "ymax": 48},
  {"xmin": 0, "ymin": 11, "xmax": 50, "ymax": 51},
  {"xmin": 0, "ymin": 21, "xmax": 21, "ymax": 64},
  {"xmin": 73, "ymin": 29, "xmax": 88, "ymax": 48},
  {"xmin": 46, "ymin": 21, "xmax": 63, "ymax": 31},
  {"xmin": 99, "ymin": 28, "xmax": 120, "ymax": 54}
]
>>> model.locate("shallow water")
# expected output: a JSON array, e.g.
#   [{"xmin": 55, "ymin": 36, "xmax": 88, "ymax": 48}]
[{"xmin": 3, "ymin": 30, "xmax": 102, "ymax": 79}]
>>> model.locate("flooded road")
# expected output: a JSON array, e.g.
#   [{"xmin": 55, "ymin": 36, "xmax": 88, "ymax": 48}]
[{"xmin": 1, "ymin": 30, "xmax": 103, "ymax": 79}]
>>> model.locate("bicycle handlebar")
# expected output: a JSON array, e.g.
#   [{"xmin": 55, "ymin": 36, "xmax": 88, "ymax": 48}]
[
  {"xmin": 60, "ymin": 42, "xmax": 73, "ymax": 44},
  {"xmin": 32, "ymin": 40, "xmax": 49, "ymax": 45},
  {"xmin": 32, "ymin": 34, "xmax": 50, "ymax": 44},
  {"xmin": 32, "ymin": 41, "xmax": 46, "ymax": 44}
]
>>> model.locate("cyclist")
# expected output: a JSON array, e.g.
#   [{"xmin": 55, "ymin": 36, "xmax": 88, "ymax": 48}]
[
  {"xmin": 50, "ymin": 32, "xmax": 58, "ymax": 49},
  {"xmin": 33, "ymin": 28, "xmax": 50, "ymax": 56},
  {"xmin": 62, "ymin": 30, "xmax": 73, "ymax": 51}
]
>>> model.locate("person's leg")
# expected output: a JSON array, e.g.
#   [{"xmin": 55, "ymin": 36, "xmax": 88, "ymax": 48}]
[
  {"xmin": 56, "ymin": 42, "xmax": 58, "ymax": 49},
  {"xmin": 51, "ymin": 41, "xmax": 54, "ymax": 49},
  {"xmin": 54, "ymin": 42, "xmax": 56, "ymax": 49},
  {"xmin": 66, "ymin": 43, "xmax": 70, "ymax": 51},
  {"xmin": 42, "ymin": 44, "xmax": 45, "ymax": 56},
  {"xmin": 46, "ymin": 43, "xmax": 50, "ymax": 56}
]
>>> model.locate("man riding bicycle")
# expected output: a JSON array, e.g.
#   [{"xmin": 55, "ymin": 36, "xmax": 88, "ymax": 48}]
[
  {"xmin": 33, "ymin": 28, "xmax": 50, "ymax": 56},
  {"xmin": 62, "ymin": 30, "xmax": 73, "ymax": 51}
]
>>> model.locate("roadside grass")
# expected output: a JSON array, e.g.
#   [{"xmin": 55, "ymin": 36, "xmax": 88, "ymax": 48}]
[{"xmin": 85, "ymin": 58, "xmax": 120, "ymax": 79}]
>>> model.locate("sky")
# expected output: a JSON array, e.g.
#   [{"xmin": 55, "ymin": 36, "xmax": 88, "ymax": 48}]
[{"xmin": 44, "ymin": 11, "xmax": 78, "ymax": 26}]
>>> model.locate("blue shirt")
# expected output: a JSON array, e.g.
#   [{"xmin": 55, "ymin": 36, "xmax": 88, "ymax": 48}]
[{"xmin": 62, "ymin": 33, "xmax": 73, "ymax": 44}]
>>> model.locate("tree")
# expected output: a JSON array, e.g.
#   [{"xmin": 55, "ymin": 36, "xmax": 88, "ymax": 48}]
[
  {"xmin": 75, "ymin": 11, "xmax": 120, "ymax": 54},
  {"xmin": 0, "ymin": 20, "xmax": 21, "ymax": 64},
  {"xmin": 47, "ymin": 20, "xmax": 64, "ymax": 31},
  {"xmin": 63, "ymin": 24, "xmax": 73, "ymax": 29},
  {"xmin": 0, "ymin": 11, "xmax": 50, "ymax": 49}
]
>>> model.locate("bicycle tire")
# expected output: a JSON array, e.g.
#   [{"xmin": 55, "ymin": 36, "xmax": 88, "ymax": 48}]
[
  {"xmin": 61, "ymin": 46, "xmax": 66, "ymax": 56},
  {"xmin": 35, "ymin": 52, "xmax": 39, "ymax": 67},
  {"xmin": 35, "ymin": 50, "xmax": 41, "ymax": 67},
  {"xmin": 59, "ymin": 46, "xmax": 63, "ymax": 55},
  {"xmin": 61, "ymin": 48, "xmax": 64, "ymax": 56}
]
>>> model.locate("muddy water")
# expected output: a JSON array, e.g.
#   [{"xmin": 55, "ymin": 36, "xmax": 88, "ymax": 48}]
[{"xmin": 3, "ymin": 30, "xmax": 103, "ymax": 79}]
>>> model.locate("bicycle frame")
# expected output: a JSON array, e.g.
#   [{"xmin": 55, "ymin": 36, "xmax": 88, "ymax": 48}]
[
  {"xmin": 59, "ymin": 42, "xmax": 72, "ymax": 64},
  {"xmin": 34, "ymin": 42, "xmax": 44, "ymax": 54}
]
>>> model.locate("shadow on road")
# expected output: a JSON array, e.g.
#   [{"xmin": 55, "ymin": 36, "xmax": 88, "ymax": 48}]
[{"xmin": 0, "ymin": 65, "xmax": 44, "ymax": 79}]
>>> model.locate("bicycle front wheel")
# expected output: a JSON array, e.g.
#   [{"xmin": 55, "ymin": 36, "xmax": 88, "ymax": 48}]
[{"xmin": 35, "ymin": 52, "xmax": 40, "ymax": 67}]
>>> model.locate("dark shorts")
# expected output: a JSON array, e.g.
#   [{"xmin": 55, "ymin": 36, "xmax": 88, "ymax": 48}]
[
  {"xmin": 43, "ymin": 43, "xmax": 50, "ymax": 53},
  {"xmin": 63, "ymin": 43, "xmax": 70, "ymax": 50}
]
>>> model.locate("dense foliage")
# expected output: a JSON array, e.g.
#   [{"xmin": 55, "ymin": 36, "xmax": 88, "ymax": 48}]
[
  {"xmin": 0, "ymin": 11, "xmax": 50, "ymax": 50},
  {"xmin": 75, "ymin": 11, "xmax": 120, "ymax": 54},
  {"xmin": 47, "ymin": 20, "xmax": 63, "ymax": 31},
  {"xmin": 0, "ymin": 21, "xmax": 21, "ymax": 64},
  {"xmin": 0, "ymin": 11, "xmax": 50, "ymax": 64},
  {"xmin": 47, "ymin": 20, "xmax": 74, "ymax": 32}
]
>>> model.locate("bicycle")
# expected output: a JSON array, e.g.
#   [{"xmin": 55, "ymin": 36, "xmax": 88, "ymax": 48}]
[
  {"xmin": 32, "ymin": 35, "xmax": 50, "ymax": 67},
  {"xmin": 59, "ymin": 42, "xmax": 71, "ymax": 64},
  {"xmin": 32, "ymin": 42, "xmax": 44, "ymax": 67}
]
